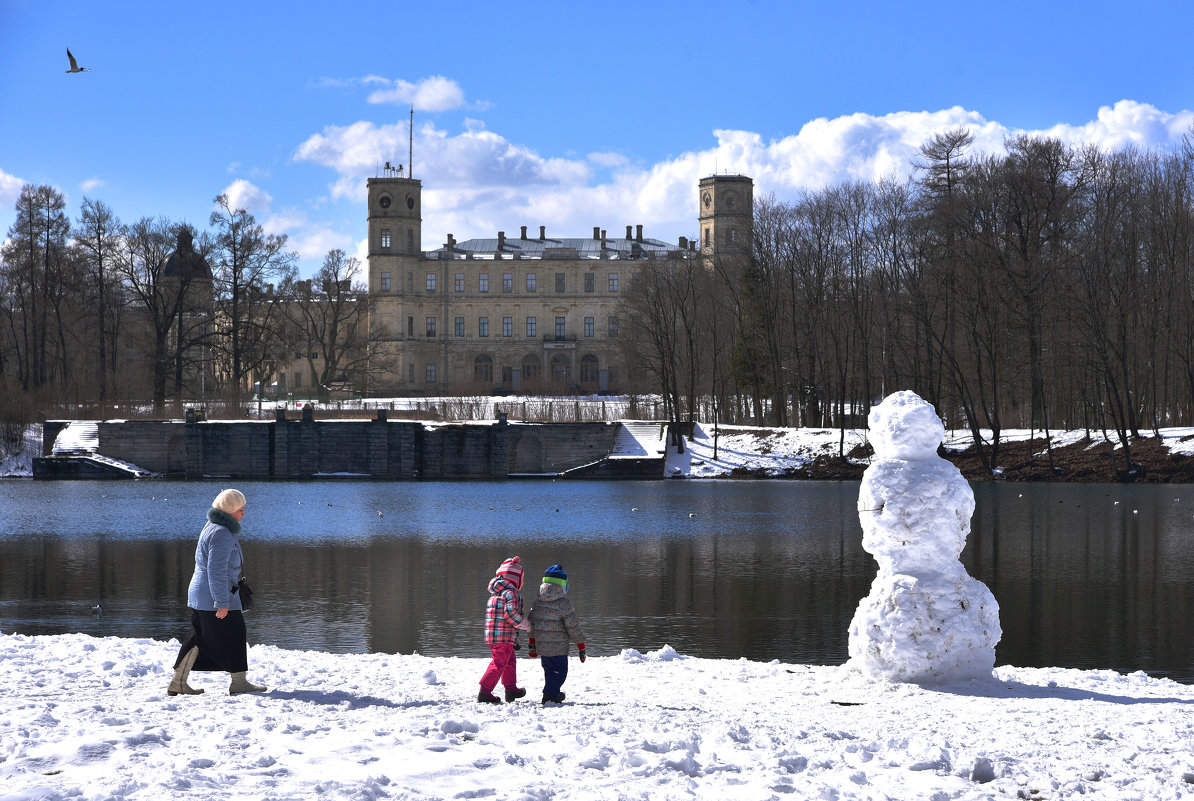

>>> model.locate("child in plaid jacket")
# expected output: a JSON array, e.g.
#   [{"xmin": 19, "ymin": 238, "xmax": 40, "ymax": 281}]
[{"xmin": 477, "ymin": 556, "xmax": 531, "ymax": 703}]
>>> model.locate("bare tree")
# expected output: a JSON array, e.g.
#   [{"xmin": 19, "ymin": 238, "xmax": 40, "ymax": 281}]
[
  {"xmin": 280, "ymin": 249, "xmax": 392, "ymax": 401},
  {"xmin": 208, "ymin": 195, "xmax": 297, "ymax": 403},
  {"xmin": 75, "ymin": 198, "xmax": 123, "ymax": 414}
]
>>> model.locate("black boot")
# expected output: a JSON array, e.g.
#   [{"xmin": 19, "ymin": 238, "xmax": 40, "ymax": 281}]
[
  {"xmin": 542, "ymin": 691, "xmax": 566, "ymax": 704},
  {"xmin": 477, "ymin": 689, "xmax": 501, "ymax": 704},
  {"xmin": 504, "ymin": 687, "xmax": 527, "ymax": 702}
]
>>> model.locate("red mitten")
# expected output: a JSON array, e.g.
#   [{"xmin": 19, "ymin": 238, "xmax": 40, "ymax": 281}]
[
  {"xmin": 578, "ymin": 643, "xmax": 586, "ymax": 663},
  {"xmin": 528, "ymin": 637, "xmax": 538, "ymax": 658}
]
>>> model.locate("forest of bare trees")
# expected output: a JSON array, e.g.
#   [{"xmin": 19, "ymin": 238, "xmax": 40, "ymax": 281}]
[
  {"xmin": 0, "ymin": 188, "xmax": 383, "ymax": 424},
  {"xmin": 618, "ymin": 130, "xmax": 1194, "ymax": 470}
]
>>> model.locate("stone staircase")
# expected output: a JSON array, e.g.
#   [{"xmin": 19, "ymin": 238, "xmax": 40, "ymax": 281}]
[
  {"xmin": 560, "ymin": 421, "xmax": 667, "ymax": 478},
  {"xmin": 34, "ymin": 422, "xmax": 154, "ymax": 479}
]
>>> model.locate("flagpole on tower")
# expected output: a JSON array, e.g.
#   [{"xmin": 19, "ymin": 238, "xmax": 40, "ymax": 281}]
[{"xmin": 409, "ymin": 105, "xmax": 414, "ymax": 179}]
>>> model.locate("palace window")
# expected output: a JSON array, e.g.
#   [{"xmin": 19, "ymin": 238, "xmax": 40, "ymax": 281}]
[
  {"xmin": 522, "ymin": 354, "xmax": 540, "ymax": 382},
  {"xmin": 407, "ymin": 364, "xmax": 415, "ymax": 384},
  {"xmin": 580, "ymin": 355, "xmax": 599, "ymax": 384},
  {"xmin": 380, "ymin": 271, "xmax": 390, "ymax": 292},
  {"xmin": 584, "ymin": 316, "xmax": 594, "ymax": 337},
  {"xmin": 608, "ymin": 315, "xmax": 618, "ymax": 336},
  {"xmin": 381, "ymin": 229, "xmax": 391, "ymax": 249},
  {"xmin": 526, "ymin": 273, "xmax": 537, "ymax": 292},
  {"xmin": 555, "ymin": 272, "xmax": 566, "ymax": 293},
  {"xmin": 294, "ymin": 372, "xmax": 302, "ymax": 388},
  {"xmin": 407, "ymin": 316, "xmax": 414, "ymax": 337},
  {"xmin": 503, "ymin": 273, "xmax": 513, "ymax": 292},
  {"xmin": 551, "ymin": 353, "xmax": 570, "ymax": 383},
  {"xmin": 555, "ymin": 316, "xmax": 566, "ymax": 339},
  {"xmin": 407, "ymin": 229, "xmax": 413, "ymax": 250},
  {"xmin": 526, "ymin": 316, "xmax": 537, "ymax": 337},
  {"xmin": 584, "ymin": 272, "xmax": 594, "ymax": 292},
  {"xmin": 426, "ymin": 316, "xmax": 436, "ymax": 337},
  {"xmin": 426, "ymin": 364, "xmax": 436, "ymax": 383},
  {"xmin": 455, "ymin": 273, "xmax": 465, "ymax": 292},
  {"xmin": 455, "ymin": 317, "xmax": 465, "ymax": 337},
  {"xmin": 608, "ymin": 273, "xmax": 619, "ymax": 292},
  {"xmin": 426, "ymin": 273, "xmax": 437, "ymax": 292},
  {"xmin": 474, "ymin": 355, "xmax": 493, "ymax": 383},
  {"xmin": 502, "ymin": 316, "xmax": 513, "ymax": 337},
  {"xmin": 479, "ymin": 317, "xmax": 489, "ymax": 337},
  {"xmin": 479, "ymin": 273, "xmax": 489, "ymax": 292}
]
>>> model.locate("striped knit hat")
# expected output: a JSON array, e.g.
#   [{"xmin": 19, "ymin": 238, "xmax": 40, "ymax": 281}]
[
  {"xmin": 496, "ymin": 556, "xmax": 524, "ymax": 589},
  {"xmin": 543, "ymin": 564, "xmax": 568, "ymax": 593}
]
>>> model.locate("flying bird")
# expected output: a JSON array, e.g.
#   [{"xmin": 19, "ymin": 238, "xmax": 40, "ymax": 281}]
[{"xmin": 65, "ymin": 48, "xmax": 90, "ymax": 74}]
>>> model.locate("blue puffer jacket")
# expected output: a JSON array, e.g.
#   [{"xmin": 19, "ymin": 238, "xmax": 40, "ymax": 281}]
[{"xmin": 186, "ymin": 508, "xmax": 244, "ymax": 611}]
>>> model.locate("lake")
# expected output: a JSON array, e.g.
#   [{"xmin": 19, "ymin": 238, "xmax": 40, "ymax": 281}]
[{"xmin": 1, "ymin": 479, "xmax": 1192, "ymax": 681}]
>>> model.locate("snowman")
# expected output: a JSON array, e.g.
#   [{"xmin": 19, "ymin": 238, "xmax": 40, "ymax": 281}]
[{"xmin": 847, "ymin": 390, "xmax": 1001, "ymax": 683}]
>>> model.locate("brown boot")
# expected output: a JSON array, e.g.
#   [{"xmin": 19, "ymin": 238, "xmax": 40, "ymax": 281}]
[
  {"xmin": 167, "ymin": 647, "xmax": 205, "ymax": 696},
  {"xmin": 229, "ymin": 671, "xmax": 267, "ymax": 695}
]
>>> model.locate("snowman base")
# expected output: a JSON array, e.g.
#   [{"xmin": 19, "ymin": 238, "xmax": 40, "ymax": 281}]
[{"xmin": 847, "ymin": 570, "xmax": 1001, "ymax": 684}]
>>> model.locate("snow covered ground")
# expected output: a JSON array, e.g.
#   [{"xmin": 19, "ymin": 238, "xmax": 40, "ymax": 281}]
[{"xmin": 3, "ymin": 632, "xmax": 1194, "ymax": 801}]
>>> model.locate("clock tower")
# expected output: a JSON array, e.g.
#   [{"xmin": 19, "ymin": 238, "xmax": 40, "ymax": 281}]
[
  {"xmin": 698, "ymin": 174, "xmax": 753, "ymax": 258},
  {"xmin": 367, "ymin": 167, "xmax": 422, "ymax": 294}
]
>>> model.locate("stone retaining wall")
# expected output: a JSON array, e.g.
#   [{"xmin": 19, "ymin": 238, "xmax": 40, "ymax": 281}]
[{"xmin": 38, "ymin": 417, "xmax": 655, "ymax": 479}]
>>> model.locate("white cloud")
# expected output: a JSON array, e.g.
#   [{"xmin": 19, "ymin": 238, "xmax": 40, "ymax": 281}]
[
  {"xmin": 80, "ymin": 177, "xmax": 105, "ymax": 193},
  {"xmin": 0, "ymin": 167, "xmax": 23, "ymax": 209},
  {"xmin": 219, "ymin": 179, "xmax": 274, "ymax": 216},
  {"xmin": 588, "ymin": 152, "xmax": 630, "ymax": 169},
  {"xmin": 366, "ymin": 75, "xmax": 467, "ymax": 112},
  {"xmin": 294, "ymin": 100, "xmax": 1194, "ymax": 253}
]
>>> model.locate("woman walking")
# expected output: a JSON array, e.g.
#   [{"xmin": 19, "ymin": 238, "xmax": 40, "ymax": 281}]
[{"xmin": 167, "ymin": 488, "xmax": 267, "ymax": 696}]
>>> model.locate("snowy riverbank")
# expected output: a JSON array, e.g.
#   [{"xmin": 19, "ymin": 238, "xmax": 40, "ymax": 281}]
[
  {"xmin": 10, "ymin": 419, "xmax": 1194, "ymax": 481},
  {"xmin": 3, "ymin": 632, "xmax": 1194, "ymax": 801}
]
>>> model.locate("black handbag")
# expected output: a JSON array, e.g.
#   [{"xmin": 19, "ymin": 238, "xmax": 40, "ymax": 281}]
[{"xmin": 236, "ymin": 578, "xmax": 254, "ymax": 611}]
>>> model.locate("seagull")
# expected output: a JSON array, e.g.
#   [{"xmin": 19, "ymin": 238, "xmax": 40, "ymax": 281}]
[
  {"xmin": 90, "ymin": 603, "xmax": 103, "ymax": 615},
  {"xmin": 65, "ymin": 48, "xmax": 90, "ymax": 74}
]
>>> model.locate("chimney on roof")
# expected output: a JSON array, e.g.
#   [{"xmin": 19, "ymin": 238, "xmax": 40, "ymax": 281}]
[
  {"xmin": 600, "ymin": 229, "xmax": 607, "ymax": 249},
  {"xmin": 520, "ymin": 226, "xmax": 527, "ymax": 239},
  {"xmin": 626, "ymin": 225, "xmax": 633, "ymax": 239},
  {"xmin": 679, "ymin": 236, "xmax": 688, "ymax": 250},
  {"xmin": 592, "ymin": 226, "xmax": 600, "ymax": 240},
  {"xmin": 498, "ymin": 231, "xmax": 506, "ymax": 251},
  {"xmin": 539, "ymin": 225, "xmax": 546, "ymax": 241},
  {"xmin": 636, "ymin": 224, "xmax": 643, "ymax": 243},
  {"xmin": 446, "ymin": 233, "xmax": 455, "ymax": 249}
]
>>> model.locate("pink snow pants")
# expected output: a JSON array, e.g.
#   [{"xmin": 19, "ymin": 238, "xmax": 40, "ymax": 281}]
[{"xmin": 479, "ymin": 642, "xmax": 517, "ymax": 692}]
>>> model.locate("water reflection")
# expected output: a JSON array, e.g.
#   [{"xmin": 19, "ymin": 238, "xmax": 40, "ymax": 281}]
[{"xmin": 1, "ymin": 480, "xmax": 1192, "ymax": 681}]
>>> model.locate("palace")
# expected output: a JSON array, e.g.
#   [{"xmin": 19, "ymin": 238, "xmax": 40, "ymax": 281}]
[{"xmin": 365, "ymin": 171, "xmax": 753, "ymax": 395}]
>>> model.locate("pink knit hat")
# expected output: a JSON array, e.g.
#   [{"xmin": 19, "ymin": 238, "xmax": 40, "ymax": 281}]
[{"xmin": 496, "ymin": 556, "xmax": 524, "ymax": 589}]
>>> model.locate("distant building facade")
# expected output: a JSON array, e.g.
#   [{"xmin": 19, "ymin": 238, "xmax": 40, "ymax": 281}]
[{"xmin": 365, "ymin": 170, "xmax": 753, "ymax": 395}]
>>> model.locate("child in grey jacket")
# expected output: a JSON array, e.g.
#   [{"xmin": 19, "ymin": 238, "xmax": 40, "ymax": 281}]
[{"xmin": 527, "ymin": 564, "xmax": 587, "ymax": 704}]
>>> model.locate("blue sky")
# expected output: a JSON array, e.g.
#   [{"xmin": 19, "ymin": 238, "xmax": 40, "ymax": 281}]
[{"xmin": 3, "ymin": 0, "xmax": 1193, "ymax": 277}]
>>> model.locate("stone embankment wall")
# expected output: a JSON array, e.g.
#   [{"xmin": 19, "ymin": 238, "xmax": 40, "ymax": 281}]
[{"xmin": 39, "ymin": 415, "xmax": 640, "ymax": 479}]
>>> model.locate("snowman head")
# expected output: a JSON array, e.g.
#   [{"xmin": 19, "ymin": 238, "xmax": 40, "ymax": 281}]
[{"xmin": 868, "ymin": 391, "xmax": 945, "ymax": 460}]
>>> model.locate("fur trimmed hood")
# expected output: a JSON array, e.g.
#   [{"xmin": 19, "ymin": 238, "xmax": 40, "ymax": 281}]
[{"xmin": 207, "ymin": 507, "xmax": 241, "ymax": 535}]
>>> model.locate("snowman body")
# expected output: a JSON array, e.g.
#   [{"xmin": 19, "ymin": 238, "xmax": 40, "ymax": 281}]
[{"xmin": 847, "ymin": 391, "xmax": 1001, "ymax": 683}]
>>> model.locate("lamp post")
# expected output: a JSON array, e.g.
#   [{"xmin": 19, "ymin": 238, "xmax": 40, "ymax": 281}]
[
  {"xmin": 272, "ymin": 381, "xmax": 279, "ymax": 412},
  {"xmin": 254, "ymin": 381, "xmax": 262, "ymax": 418}
]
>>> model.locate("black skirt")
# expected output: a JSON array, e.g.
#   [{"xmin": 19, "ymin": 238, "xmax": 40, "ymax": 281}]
[{"xmin": 174, "ymin": 609, "xmax": 249, "ymax": 673}]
